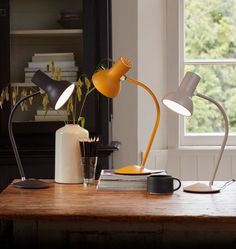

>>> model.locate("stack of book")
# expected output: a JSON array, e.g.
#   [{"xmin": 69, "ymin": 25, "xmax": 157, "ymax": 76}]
[
  {"xmin": 34, "ymin": 108, "xmax": 68, "ymax": 122},
  {"xmin": 24, "ymin": 52, "xmax": 78, "ymax": 83},
  {"xmin": 96, "ymin": 169, "xmax": 166, "ymax": 191}
]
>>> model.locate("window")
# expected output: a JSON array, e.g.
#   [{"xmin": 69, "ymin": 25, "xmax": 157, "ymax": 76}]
[{"xmin": 177, "ymin": 0, "xmax": 236, "ymax": 146}]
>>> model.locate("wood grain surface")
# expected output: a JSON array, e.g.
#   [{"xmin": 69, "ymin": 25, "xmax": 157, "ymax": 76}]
[{"xmin": 0, "ymin": 180, "xmax": 235, "ymax": 223}]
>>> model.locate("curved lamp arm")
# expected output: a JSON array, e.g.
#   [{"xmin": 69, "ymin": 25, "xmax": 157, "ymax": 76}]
[
  {"xmin": 8, "ymin": 90, "xmax": 41, "ymax": 180},
  {"xmin": 125, "ymin": 76, "xmax": 161, "ymax": 168},
  {"xmin": 196, "ymin": 92, "xmax": 229, "ymax": 186}
]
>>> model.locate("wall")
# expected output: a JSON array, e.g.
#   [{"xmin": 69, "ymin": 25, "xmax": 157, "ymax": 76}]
[
  {"xmin": 112, "ymin": 0, "xmax": 138, "ymax": 168},
  {"xmin": 112, "ymin": 0, "xmax": 167, "ymax": 169}
]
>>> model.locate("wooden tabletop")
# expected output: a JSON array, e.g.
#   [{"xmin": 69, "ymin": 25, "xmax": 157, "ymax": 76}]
[{"xmin": 0, "ymin": 180, "xmax": 236, "ymax": 223}]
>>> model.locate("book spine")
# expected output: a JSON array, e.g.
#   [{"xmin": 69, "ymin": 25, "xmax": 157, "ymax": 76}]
[
  {"xmin": 34, "ymin": 52, "xmax": 74, "ymax": 57},
  {"xmin": 25, "ymin": 77, "xmax": 77, "ymax": 83},
  {"xmin": 24, "ymin": 67, "xmax": 79, "ymax": 72},
  {"xmin": 37, "ymin": 110, "xmax": 68, "ymax": 116},
  {"xmin": 35, "ymin": 115, "xmax": 68, "ymax": 122},
  {"xmin": 25, "ymin": 72, "xmax": 77, "ymax": 77},
  {"xmin": 32, "ymin": 55, "xmax": 74, "ymax": 62},
  {"xmin": 28, "ymin": 61, "xmax": 75, "ymax": 68}
]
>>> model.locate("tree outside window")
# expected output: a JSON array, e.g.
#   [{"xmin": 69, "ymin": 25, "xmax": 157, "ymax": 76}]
[{"xmin": 184, "ymin": 0, "xmax": 236, "ymax": 134}]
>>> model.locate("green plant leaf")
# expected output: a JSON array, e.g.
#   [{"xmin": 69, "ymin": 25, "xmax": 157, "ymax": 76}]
[
  {"xmin": 66, "ymin": 97, "xmax": 73, "ymax": 114},
  {"xmin": 76, "ymin": 85, "xmax": 82, "ymax": 102},
  {"xmin": 84, "ymin": 76, "xmax": 91, "ymax": 90},
  {"xmin": 78, "ymin": 116, "xmax": 85, "ymax": 128},
  {"xmin": 77, "ymin": 78, "xmax": 83, "ymax": 88}
]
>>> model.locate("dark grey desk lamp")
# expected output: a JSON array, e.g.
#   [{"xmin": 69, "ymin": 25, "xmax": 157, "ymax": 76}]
[{"xmin": 9, "ymin": 70, "xmax": 75, "ymax": 189}]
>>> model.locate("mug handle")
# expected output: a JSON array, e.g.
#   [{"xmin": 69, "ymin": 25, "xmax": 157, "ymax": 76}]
[{"xmin": 173, "ymin": 178, "xmax": 181, "ymax": 191}]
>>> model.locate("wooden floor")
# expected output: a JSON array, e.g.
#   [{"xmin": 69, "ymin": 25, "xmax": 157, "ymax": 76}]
[{"xmin": 0, "ymin": 180, "xmax": 236, "ymax": 248}]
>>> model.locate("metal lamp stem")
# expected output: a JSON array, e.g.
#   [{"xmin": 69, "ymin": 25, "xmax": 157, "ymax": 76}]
[
  {"xmin": 8, "ymin": 90, "xmax": 41, "ymax": 180},
  {"xmin": 196, "ymin": 92, "xmax": 229, "ymax": 187}
]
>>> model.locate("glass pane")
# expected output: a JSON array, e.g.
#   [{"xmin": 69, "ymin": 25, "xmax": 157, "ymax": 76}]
[
  {"xmin": 185, "ymin": 64, "xmax": 236, "ymax": 134},
  {"xmin": 185, "ymin": 0, "xmax": 236, "ymax": 59}
]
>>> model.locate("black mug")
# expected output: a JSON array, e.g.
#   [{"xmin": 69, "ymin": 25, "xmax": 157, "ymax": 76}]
[{"xmin": 147, "ymin": 175, "xmax": 181, "ymax": 194}]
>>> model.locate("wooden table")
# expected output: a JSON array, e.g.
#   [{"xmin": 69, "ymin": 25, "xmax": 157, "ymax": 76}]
[{"xmin": 0, "ymin": 180, "xmax": 236, "ymax": 248}]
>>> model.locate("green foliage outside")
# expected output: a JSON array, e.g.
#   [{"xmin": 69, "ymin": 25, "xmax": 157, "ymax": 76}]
[{"xmin": 185, "ymin": 0, "xmax": 236, "ymax": 133}]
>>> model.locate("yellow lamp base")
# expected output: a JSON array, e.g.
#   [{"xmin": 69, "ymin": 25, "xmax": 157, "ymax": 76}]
[{"xmin": 114, "ymin": 165, "xmax": 151, "ymax": 175}]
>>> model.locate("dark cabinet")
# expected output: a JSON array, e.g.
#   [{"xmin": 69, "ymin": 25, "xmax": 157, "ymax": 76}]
[{"xmin": 0, "ymin": 0, "xmax": 118, "ymax": 191}]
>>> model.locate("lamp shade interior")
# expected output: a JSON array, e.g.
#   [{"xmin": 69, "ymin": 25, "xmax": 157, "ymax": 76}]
[
  {"xmin": 163, "ymin": 99, "xmax": 192, "ymax": 116},
  {"xmin": 55, "ymin": 84, "xmax": 75, "ymax": 110}
]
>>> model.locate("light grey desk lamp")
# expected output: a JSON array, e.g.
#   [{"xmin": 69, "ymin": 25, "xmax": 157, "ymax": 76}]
[{"xmin": 163, "ymin": 72, "xmax": 229, "ymax": 193}]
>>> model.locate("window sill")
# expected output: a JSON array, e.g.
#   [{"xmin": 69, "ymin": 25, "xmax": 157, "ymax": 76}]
[{"xmin": 169, "ymin": 146, "xmax": 236, "ymax": 153}]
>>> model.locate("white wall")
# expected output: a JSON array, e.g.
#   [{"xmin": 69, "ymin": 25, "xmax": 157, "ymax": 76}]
[
  {"xmin": 112, "ymin": 0, "xmax": 167, "ymax": 169},
  {"xmin": 112, "ymin": 0, "xmax": 139, "ymax": 168}
]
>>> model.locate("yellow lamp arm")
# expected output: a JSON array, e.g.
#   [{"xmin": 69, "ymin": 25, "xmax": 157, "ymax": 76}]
[{"xmin": 125, "ymin": 76, "xmax": 160, "ymax": 168}]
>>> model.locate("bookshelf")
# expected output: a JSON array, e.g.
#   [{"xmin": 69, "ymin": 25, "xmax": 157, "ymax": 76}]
[{"xmin": 0, "ymin": 0, "xmax": 115, "ymax": 191}]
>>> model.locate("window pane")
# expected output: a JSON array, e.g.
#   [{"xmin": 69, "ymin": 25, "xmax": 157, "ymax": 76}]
[
  {"xmin": 185, "ymin": 64, "xmax": 236, "ymax": 134},
  {"xmin": 185, "ymin": 0, "xmax": 236, "ymax": 59}
]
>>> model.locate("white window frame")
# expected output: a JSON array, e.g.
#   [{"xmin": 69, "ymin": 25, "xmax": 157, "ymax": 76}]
[{"xmin": 167, "ymin": 0, "xmax": 236, "ymax": 148}]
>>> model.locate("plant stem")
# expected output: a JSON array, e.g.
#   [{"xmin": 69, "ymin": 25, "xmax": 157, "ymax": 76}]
[
  {"xmin": 78, "ymin": 87, "xmax": 96, "ymax": 122},
  {"xmin": 73, "ymin": 91, "xmax": 77, "ymax": 124},
  {"xmin": 72, "ymin": 95, "xmax": 76, "ymax": 124}
]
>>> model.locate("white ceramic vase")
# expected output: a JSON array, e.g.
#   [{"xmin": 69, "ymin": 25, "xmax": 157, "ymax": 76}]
[{"xmin": 55, "ymin": 124, "xmax": 89, "ymax": 183}]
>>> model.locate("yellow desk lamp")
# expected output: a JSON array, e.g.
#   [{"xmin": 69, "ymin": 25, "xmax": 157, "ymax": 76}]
[{"xmin": 92, "ymin": 57, "xmax": 160, "ymax": 175}]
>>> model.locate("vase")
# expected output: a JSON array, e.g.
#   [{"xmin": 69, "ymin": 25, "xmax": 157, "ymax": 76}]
[{"xmin": 55, "ymin": 124, "xmax": 89, "ymax": 183}]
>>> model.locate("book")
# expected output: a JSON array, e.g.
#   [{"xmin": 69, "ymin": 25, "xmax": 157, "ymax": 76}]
[
  {"xmin": 96, "ymin": 169, "xmax": 166, "ymax": 191},
  {"xmin": 36, "ymin": 108, "xmax": 68, "ymax": 116},
  {"xmin": 24, "ymin": 67, "xmax": 79, "ymax": 72},
  {"xmin": 25, "ymin": 71, "xmax": 77, "ymax": 77},
  {"xmin": 28, "ymin": 61, "xmax": 76, "ymax": 68},
  {"xmin": 34, "ymin": 52, "xmax": 74, "ymax": 57},
  {"xmin": 35, "ymin": 115, "xmax": 68, "ymax": 122},
  {"xmin": 25, "ymin": 76, "xmax": 77, "ymax": 83},
  {"xmin": 32, "ymin": 53, "xmax": 74, "ymax": 62}
]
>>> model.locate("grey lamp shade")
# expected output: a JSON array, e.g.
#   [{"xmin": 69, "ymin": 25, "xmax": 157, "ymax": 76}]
[
  {"xmin": 162, "ymin": 72, "xmax": 201, "ymax": 116},
  {"xmin": 31, "ymin": 70, "xmax": 75, "ymax": 110}
]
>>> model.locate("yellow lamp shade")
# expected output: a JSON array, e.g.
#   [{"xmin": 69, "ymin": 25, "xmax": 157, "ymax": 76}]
[{"xmin": 92, "ymin": 57, "xmax": 132, "ymax": 98}]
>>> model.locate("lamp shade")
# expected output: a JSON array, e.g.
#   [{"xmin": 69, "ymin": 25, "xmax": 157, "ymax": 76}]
[
  {"xmin": 163, "ymin": 72, "xmax": 201, "ymax": 116},
  {"xmin": 31, "ymin": 70, "xmax": 75, "ymax": 110},
  {"xmin": 92, "ymin": 57, "xmax": 132, "ymax": 98}
]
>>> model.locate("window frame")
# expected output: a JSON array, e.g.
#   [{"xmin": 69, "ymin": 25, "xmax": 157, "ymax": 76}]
[{"xmin": 167, "ymin": 0, "xmax": 236, "ymax": 148}]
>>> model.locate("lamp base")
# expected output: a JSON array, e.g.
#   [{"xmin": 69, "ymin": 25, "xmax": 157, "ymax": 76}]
[
  {"xmin": 183, "ymin": 182, "xmax": 220, "ymax": 193},
  {"xmin": 115, "ymin": 165, "xmax": 151, "ymax": 175},
  {"xmin": 13, "ymin": 179, "xmax": 49, "ymax": 189}
]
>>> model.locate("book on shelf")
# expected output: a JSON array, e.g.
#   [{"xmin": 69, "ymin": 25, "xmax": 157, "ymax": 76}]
[
  {"xmin": 25, "ymin": 76, "xmax": 77, "ymax": 83},
  {"xmin": 28, "ymin": 61, "xmax": 76, "ymax": 68},
  {"xmin": 32, "ymin": 52, "xmax": 74, "ymax": 62},
  {"xmin": 24, "ymin": 67, "xmax": 79, "ymax": 72},
  {"xmin": 34, "ymin": 115, "xmax": 68, "ymax": 122},
  {"xmin": 96, "ymin": 169, "xmax": 166, "ymax": 191},
  {"xmin": 36, "ymin": 108, "xmax": 68, "ymax": 116},
  {"xmin": 25, "ymin": 71, "xmax": 77, "ymax": 77}
]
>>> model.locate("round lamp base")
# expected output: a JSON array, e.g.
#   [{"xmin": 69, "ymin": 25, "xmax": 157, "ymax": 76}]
[
  {"xmin": 114, "ymin": 165, "xmax": 151, "ymax": 175},
  {"xmin": 183, "ymin": 182, "xmax": 220, "ymax": 193},
  {"xmin": 13, "ymin": 179, "xmax": 49, "ymax": 189}
]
